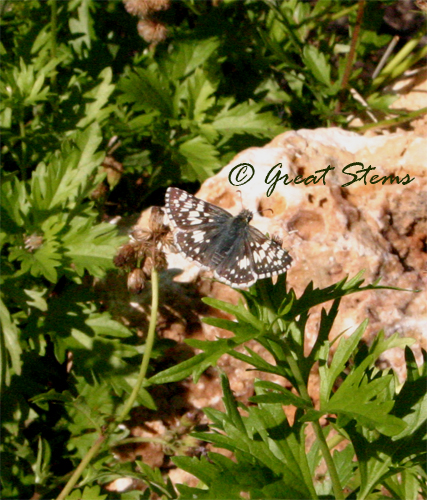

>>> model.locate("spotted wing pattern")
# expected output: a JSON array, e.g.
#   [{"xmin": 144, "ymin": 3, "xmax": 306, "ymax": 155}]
[{"xmin": 165, "ymin": 187, "xmax": 292, "ymax": 288}]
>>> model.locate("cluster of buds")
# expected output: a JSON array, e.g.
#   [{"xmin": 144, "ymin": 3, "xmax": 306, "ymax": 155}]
[
  {"xmin": 114, "ymin": 206, "xmax": 174, "ymax": 293},
  {"xmin": 123, "ymin": 0, "xmax": 170, "ymax": 45}
]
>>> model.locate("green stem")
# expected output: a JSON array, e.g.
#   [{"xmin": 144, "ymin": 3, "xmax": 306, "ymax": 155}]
[
  {"xmin": 334, "ymin": 0, "xmax": 365, "ymax": 117},
  {"xmin": 50, "ymin": 0, "xmax": 57, "ymax": 60},
  {"xmin": 330, "ymin": 3, "xmax": 358, "ymax": 21},
  {"xmin": 18, "ymin": 116, "xmax": 27, "ymax": 180},
  {"xmin": 372, "ymin": 30, "xmax": 426, "ymax": 90},
  {"xmin": 282, "ymin": 346, "xmax": 344, "ymax": 500},
  {"xmin": 387, "ymin": 45, "xmax": 427, "ymax": 82},
  {"xmin": 118, "ymin": 268, "xmax": 159, "ymax": 423},
  {"xmin": 312, "ymin": 420, "xmax": 345, "ymax": 500},
  {"xmin": 50, "ymin": 0, "xmax": 58, "ymax": 101},
  {"xmin": 256, "ymin": 279, "xmax": 276, "ymax": 324},
  {"xmin": 55, "ymin": 433, "xmax": 106, "ymax": 500},
  {"xmin": 355, "ymin": 106, "xmax": 427, "ymax": 133},
  {"xmin": 55, "ymin": 269, "xmax": 159, "ymax": 499},
  {"xmin": 282, "ymin": 343, "xmax": 310, "ymax": 400}
]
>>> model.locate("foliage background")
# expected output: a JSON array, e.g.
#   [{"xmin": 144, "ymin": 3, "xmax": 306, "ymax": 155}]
[{"xmin": 1, "ymin": 0, "xmax": 426, "ymax": 499}]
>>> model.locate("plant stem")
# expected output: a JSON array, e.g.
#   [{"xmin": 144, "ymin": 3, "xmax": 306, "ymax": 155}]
[
  {"xmin": 55, "ymin": 433, "xmax": 106, "ymax": 500},
  {"xmin": 55, "ymin": 269, "xmax": 159, "ymax": 499},
  {"xmin": 372, "ymin": 30, "xmax": 426, "ymax": 90},
  {"xmin": 50, "ymin": 0, "xmax": 57, "ymax": 91},
  {"xmin": 355, "ymin": 106, "xmax": 427, "ymax": 133},
  {"xmin": 334, "ymin": 0, "xmax": 365, "ymax": 117},
  {"xmin": 283, "ymin": 346, "xmax": 345, "ymax": 500},
  {"xmin": 312, "ymin": 420, "xmax": 345, "ymax": 500},
  {"xmin": 282, "ymin": 343, "xmax": 310, "ymax": 400},
  {"xmin": 256, "ymin": 279, "xmax": 276, "ymax": 324},
  {"xmin": 118, "ymin": 268, "xmax": 159, "ymax": 423},
  {"xmin": 18, "ymin": 116, "xmax": 27, "ymax": 180}
]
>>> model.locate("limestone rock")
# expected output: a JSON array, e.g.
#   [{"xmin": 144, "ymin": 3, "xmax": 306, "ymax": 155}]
[{"xmin": 167, "ymin": 127, "xmax": 426, "ymax": 380}]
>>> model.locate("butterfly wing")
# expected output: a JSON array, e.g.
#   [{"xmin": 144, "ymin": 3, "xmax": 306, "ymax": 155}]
[
  {"xmin": 213, "ymin": 233, "xmax": 258, "ymax": 287},
  {"xmin": 166, "ymin": 188, "xmax": 231, "ymax": 230},
  {"xmin": 165, "ymin": 187, "xmax": 292, "ymax": 288},
  {"xmin": 246, "ymin": 225, "xmax": 292, "ymax": 278},
  {"xmin": 165, "ymin": 187, "xmax": 232, "ymax": 269},
  {"xmin": 214, "ymin": 225, "xmax": 292, "ymax": 288}
]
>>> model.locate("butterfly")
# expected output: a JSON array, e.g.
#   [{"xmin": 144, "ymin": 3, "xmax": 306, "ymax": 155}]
[{"xmin": 165, "ymin": 187, "xmax": 292, "ymax": 288}]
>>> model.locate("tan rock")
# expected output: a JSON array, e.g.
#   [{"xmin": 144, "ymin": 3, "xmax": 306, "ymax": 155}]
[{"xmin": 167, "ymin": 127, "xmax": 426, "ymax": 382}]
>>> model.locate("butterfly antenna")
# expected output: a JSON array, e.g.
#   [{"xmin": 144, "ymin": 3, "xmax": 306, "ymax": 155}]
[
  {"xmin": 259, "ymin": 208, "xmax": 274, "ymax": 216},
  {"xmin": 236, "ymin": 190, "xmax": 244, "ymax": 210}
]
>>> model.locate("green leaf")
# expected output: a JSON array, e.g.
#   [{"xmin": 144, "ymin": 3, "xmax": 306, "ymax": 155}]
[
  {"xmin": 243, "ymin": 405, "xmax": 316, "ymax": 498},
  {"xmin": 211, "ymin": 99, "xmax": 281, "ymax": 138},
  {"xmin": 149, "ymin": 337, "xmax": 236, "ymax": 384},
  {"xmin": 24, "ymin": 288, "xmax": 48, "ymax": 312},
  {"xmin": 186, "ymin": 68, "xmax": 217, "ymax": 121},
  {"xmin": 202, "ymin": 297, "xmax": 264, "ymax": 330},
  {"xmin": 230, "ymin": 346, "xmax": 289, "ymax": 378},
  {"xmin": 189, "ymin": 396, "xmax": 316, "ymax": 498},
  {"xmin": 31, "ymin": 389, "xmax": 74, "ymax": 407},
  {"xmin": 251, "ymin": 381, "xmax": 310, "ymax": 409},
  {"xmin": 148, "ymin": 351, "xmax": 210, "ymax": 385},
  {"xmin": 322, "ymin": 368, "xmax": 407, "ymax": 436},
  {"xmin": 76, "ymin": 67, "xmax": 115, "ymax": 128},
  {"xmin": 9, "ymin": 239, "xmax": 61, "ymax": 282},
  {"xmin": 0, "ymin": 298, "xmax": 23, "ymax": 384},
  {"xmin": 0, "ymin": 177, "xmax": 29, "ymax": 228},
  {"xmin": 178, "ymin": 135, "xmax": 221, "ymax": 181},
  {"xmin": 319, "ymin": 320, "xmax": 367, "ymax": 404},
  {"xmin": 33, "ymin": 437, "xmax": 51, "ymax": 486},
  {"xmin": 4, "ymin": 58, "xmax": 51, "ymax": 107},
  {"xmin": 68, "ymin": 0, "xmax": 94, "ymax": 56},
  {"xmin": 30, "ymin": 123, "xmax": 104, "ymax": 211},
  {"xmin": 63, "ymin": 218, "xmax": 123, "ymax": 277},
  {"xmin": 67, "ymin": 485, "xmax": 107, "ymax": 500},
  {"xmin": 174, "ymin": 455, "xmax": 245, "ymax": 499},
  {"xmin": 220, "ymin": 373, "xmax": 246, "ymax": 434},
  {"xmin": 118, "ymin": 67, "xmax": 173, "ymax": 116},
  {"xmin": 383, "ymin": 467, "xmax": 426, "ymax": 500},
  {"xmin": 85, "ymin": 313, "xmax": 133, "ymax": 339},
  {"xmin": 134, "ymin": 461, "xmax": 177, "ymax": 498},
  {"xmin": 200, "ymin": 318, "xmax": 261, "ymax": 343},
  {"xmin": 369, "ymin": 330, "xmax": 415, "ymax": 360},
  {"xmin": 161, "ymin": 38, "xmax": 221, "ymax": 81},
  {"xmin": 110, "ymin": 378, "xmax": 156, "ymax": 410},
  {"xmin": 391, "ymin": 349, "xmax": 427, "ymax": 440}
]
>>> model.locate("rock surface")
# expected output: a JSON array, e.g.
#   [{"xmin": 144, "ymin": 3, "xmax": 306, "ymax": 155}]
[
  {"xmin": 106, "ymin": 73, "xmax": 427, "ymax": 492},
  {"xmin": 168, "ymin": 126, "xmax": 426, "ymax": 381}
]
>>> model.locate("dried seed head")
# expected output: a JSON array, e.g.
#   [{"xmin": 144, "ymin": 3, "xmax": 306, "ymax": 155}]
[
  {"xmin": 149, "ymin": 206, "xmax": 173, "ymax": 246},
  {"xmin": 123, "ymin": 0, "xmax": 170, "ymax": 16},
  {"xmin": 114, "ymin": 242, "xmax": 138, "ymax": 269},
  {"xmin": 137, "ymin": 18, "xmax": 168, "ymax": 43},
  {"xmin": 142, "ymin": 251, "xmax": 168, "ymax": 277},
  {"xmin": 115, "ymin": 206, "xmax": 173, "ymax": 288},
  {"xmin": 127, "ymin": 268, "xmax": 146, "ymax": 294}
]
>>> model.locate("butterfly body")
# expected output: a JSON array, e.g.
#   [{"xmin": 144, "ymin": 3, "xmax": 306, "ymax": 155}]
[{"xmin": 165, "ymin": 187, "xmax": 292, "ymax": 288}]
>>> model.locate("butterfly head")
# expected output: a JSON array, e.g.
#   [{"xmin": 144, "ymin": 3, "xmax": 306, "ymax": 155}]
[{"xmin": 237, "ymin": 209, "xmax": 253, "ymax": 224}]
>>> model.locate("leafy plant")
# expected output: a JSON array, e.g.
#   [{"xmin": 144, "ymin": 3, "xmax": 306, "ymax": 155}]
[
  {"xmin": 1, "ymin": 1, "xmax": 425, "ymax": 499},
  {"xmin": 251, "ymin": 0, "xmax": 427, "ymax": 129},
  {"xmin": 0, "ymin": 120, "xmax": 142, "ymax": 497},
  {"xmin": 115, "ymin": 37, "xmax": 283, "ymax": 191},
  {"xmin": 151, "ymin": 275, "xmax": 426, "ymax": 500}
]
